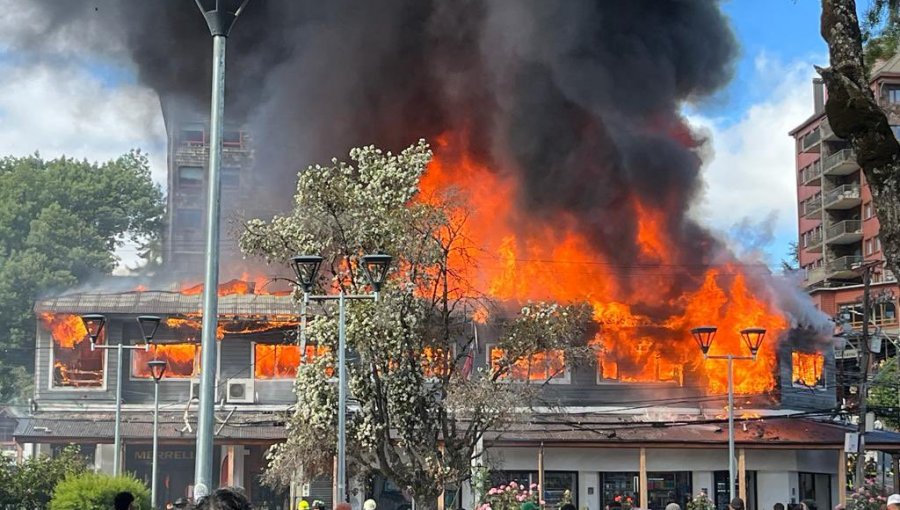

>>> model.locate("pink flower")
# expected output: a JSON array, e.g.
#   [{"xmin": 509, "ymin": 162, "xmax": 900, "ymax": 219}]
[
  {"xmin": 488, "ymin": 488, "xmax": 499, "ymax": 495},
  {"xmin": 517, "ymin": 495, "xmax": 527, "ymax": 502},
  {"xmin": 531, "ymin": 483, "xmax": 539, "ymax": 489},
  {"xmin": 500, "ymin": 485, "xmax": 507, "ymax": 491},
  {"xmin": 540, "ymin": 501, "xmax": 546, "ymax": 505},
  {"xmin": 510, "ymin": 482, "xmax": 519, "ymax": 489}
]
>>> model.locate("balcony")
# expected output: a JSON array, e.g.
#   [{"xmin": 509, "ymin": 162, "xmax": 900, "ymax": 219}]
[
  {"xmin": 823, "ymin": 149, "xmax": 859, "ymax": 176},
  {"xmin": 805, "ymin": 231, "xmax": 824, "ymax": 252},
  {"xmin": 820, "ymin": 118, "xmax": 842, "ymax": 141},
  {"xmin": 826, "ymin": 255, "xmax": 865, "ymax": 279},
  {"xmin": 805, "ymin": 266, "xmax": 826, "ymax": 286},
  {"xmin": 825, "ymin": 220, "xmax": 863, "ymax": 244},
  {"xmin": 801, "ymin": 128, "xmax": 822, "ymax": 153},
  {"xmin": 802, "ymin": 196, "xmax": 822, "ymax": 219},
  {"xmin": 799, "ymin": 160, "xmax": 823, "ymax": 186},
  {"xmin": 823, "ymin": 184, "xmax": 861, "ymax": 210}
]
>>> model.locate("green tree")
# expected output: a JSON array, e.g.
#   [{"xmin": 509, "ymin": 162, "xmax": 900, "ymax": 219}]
[
  {"xmin": 50, "ymin": 472, "xmax": 149, "ymax": 510},
  {"xmin": 0, "ymin": 150, "xmax": 164, "ymax": 401},
  {"xmin": 0, "ymin": 445, "xmax": 88, "ymax": 509},
  {"xmin": 240, "ymin": 141, "xmax": 594, "ymax": 509},
  {"xmin": 870, "ymin": 357, "xmax": 900, "ymax": 429}
]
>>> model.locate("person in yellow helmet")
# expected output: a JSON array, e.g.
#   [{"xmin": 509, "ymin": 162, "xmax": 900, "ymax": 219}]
[{"xmin": 298, "ymin": 500, "xmax": 310, "ymax": 510}]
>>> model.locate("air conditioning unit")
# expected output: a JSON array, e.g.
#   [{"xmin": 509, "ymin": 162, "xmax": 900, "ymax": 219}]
[
  {"xmin": 190, "ymin": 379, "xmax": 218, "ymax": 401},
  {"xmin": 226, "ymin": 378, "xmax": 255, "ymax": 404}
]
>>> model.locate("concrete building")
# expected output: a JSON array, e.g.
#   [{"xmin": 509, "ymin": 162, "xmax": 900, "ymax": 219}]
[{"xmin": 789, "ymin": 56, "xmax": 900, "ymax": 400}]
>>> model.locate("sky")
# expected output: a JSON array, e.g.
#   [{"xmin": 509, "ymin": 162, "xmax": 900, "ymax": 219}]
[{"xmin": 0, "ymin": 0, "xmax": 862, "ymax": 269}]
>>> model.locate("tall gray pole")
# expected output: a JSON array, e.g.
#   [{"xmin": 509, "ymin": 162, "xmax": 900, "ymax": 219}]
[
  {"xmin": 114, "ymin": 344, "xmax": 124, "ymax": 476},
  {"xmin": 193, "ymin": 1, "xmax": 249, "ymax": 497},
  {"xmin": 337, "ymin": 291, "xmax": 347, "ymax": 502},
  {"xmin": 727, "ymin": 354, "xmax": 735, "ymax": 502},
  {"xmin": 152, "ymin": 379, "xmax": 161, "ymax": 509},
  {"xmin": 194, "ymin": 31, "xmax": 226, "ymax": 499},
  {"xmin": 856, "ymin": 265, "xmax": 873, "ymax": 487}
]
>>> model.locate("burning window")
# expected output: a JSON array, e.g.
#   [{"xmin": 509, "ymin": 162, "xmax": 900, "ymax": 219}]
[
  {"xmin": 132, "ymin": 344, "xmax": 200, "ymax": 379},
  {"xmin": 599, "ymin": 352, "xmax": 683, "ymax": 385},
  {"xmin": 792, "ymin": 352, "xmax": 825, "ymax": 388},
  {"xmin": 489, "ymin": 347, "xmax": 567, "ymax": 381},
  {"xmin": 41, "ymin": 313, "xmax": 105, "ymax": 389},
  {"xmin": 254, "ymin": 343, "xmax": 328, "ymax": 379}
]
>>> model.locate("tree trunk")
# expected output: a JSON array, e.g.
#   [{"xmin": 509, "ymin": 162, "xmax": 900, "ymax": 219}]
[{"xmin": 820, "ymin": 0, "xmax": 900, "ymax": 281}]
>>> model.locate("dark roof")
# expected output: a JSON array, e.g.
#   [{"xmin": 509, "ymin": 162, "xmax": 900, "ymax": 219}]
[
  {"xmin": 35, "ymin": 291, "xmax": 298, "ymax": 317},
  {"xmin": 14, "ymin": 411, "xmax": 287, "ymax": 443},
  {"xmin": 484, "ymin": 414, "xmax": 900, "ymax": 451}
]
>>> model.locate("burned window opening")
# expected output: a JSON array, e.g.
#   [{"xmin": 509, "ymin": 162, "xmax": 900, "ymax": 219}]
[
  {"xmin": 42, "ymin": 313, "xmax": 105, "ymax": 389},
  {"xmin": 133, "ymin": 343, "xmax": 200, "ymax": 379}
]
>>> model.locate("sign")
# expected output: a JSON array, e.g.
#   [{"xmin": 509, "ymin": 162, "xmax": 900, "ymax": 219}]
[
  {"xmin": 845, "ymin": 432, "xmax": 860, "ymax": 453},
  {"xmin": 302, "ymin": 482, "xmax": 311, "ymax": 497}
]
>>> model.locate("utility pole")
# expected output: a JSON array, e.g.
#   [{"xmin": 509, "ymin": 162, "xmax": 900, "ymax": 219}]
[{"xmin": 856, "ymin": 263, "xmax": 873, "ymax": 487}]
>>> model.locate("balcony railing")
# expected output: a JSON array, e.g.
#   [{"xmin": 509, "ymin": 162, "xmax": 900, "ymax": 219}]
[
  {"xmin": 801, "ymin": 128, "xmax": 822, "ymax": 152},
  {"xmin": 799, "ymin": 160, "xmax": 823, "ymax": 186},
  {"xmin": 805, "ymin": 230, "xmax": 824, "ymax": 250},
  {"xmin": 823, "ymin": 149, "xmax": 859, "ymax": 175},
  {"xmin": 826, "ymin": 255, "xmax": 865, "ymax": 277},
  {"xmin": 823, "ymin": 184, "xmax": 861, "ymax": 209},
  {"xmin": 802, "ymin": 196, "xmax": 822, "ymax": 218},
  {"xmin": 825, "ymin": 220, "xmax": 862, "ymax": 242}
]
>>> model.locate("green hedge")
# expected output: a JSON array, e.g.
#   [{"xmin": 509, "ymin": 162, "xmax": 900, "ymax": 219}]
[{"xmin": 50, "ymin": 472, "xmax": 150, "ymax": 510}]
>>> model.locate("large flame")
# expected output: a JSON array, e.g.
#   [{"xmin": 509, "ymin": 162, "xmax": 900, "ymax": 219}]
[
  {"xmin": 792, "ymin": 352, "xmax": 825, "ymax": 387},
  {"xmin": 133, "ymin": 343, "xmax": 200, "ymax": 379},
  {"xmin": 418, "ymin": 133, "xmax": 789, "ymax": 394},
  {"xmin": 40, "ymin": 313, "xmax": 104, "ymax": 387}
]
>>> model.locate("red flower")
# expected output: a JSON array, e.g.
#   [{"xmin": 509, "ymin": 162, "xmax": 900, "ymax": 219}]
[{"xmin": 615, "ymin": 496, "xmax": 622, "ymax": 503}]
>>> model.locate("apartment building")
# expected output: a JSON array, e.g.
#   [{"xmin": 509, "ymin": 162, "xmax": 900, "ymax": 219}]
[{"xmin": 789, "ymin": 57, "xmax": 900, "ymax": 379}]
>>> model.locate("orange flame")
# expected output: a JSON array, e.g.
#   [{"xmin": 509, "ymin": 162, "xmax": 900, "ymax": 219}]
[
  {"xmin": 40, "ymin": 313, "xmax": 104, "ymax": 387},
  {"xmin": 792, "ymin": 352, "xmax": 825, "ymax": 387},
  {"xmin": 254, "ymin": 344, "xmax": 329, "ymax": 379},
  {"xmin": 417, "ymin": 133, "xmax": 789, "ymax": 394},
  {"xmin": 133, "ymin": 343, "xmax": 200, "ymax": 379}
]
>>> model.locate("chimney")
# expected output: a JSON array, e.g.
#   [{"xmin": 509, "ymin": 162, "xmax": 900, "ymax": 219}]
[{"xmin": 813, "ymin": 78, "xmax": 825, "ymax": 115}]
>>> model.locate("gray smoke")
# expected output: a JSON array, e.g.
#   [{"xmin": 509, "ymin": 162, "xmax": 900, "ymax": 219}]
[{"xmin": 14, "ymin": 1, "xmax": 833, "ymax": 340}]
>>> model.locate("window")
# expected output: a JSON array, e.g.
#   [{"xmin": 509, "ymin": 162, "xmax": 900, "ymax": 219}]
[
  {"xmin": 221, "ymin": 167, "xmax": 240, "ymax": 189},
  {"xmin": 866, "ymin": 239, "xmax": 874, "ymax": 255},
  {"xmin": 600, "ymin": 473, "xmax": 639, "ymax": 510},
  {"xmin": 876, "ymin": 237, "xmax": 882, "ymax": 252},
  {"xmin": 798, "ymin": 472, "xmax": 832, "ymax": 510},
  {"xmin": 175, "ymin": 209, "xmax": 203, "ymax": 231},
  {"xmin": 42, "ymin": 313, "xmax": 105, "ymax": 389},
  {"xmin": 714, "ymin": 471, "xmax": 757, "ymax": 510},
  {"xmin": 223, "ymin": 130, "xmax": 243, "ymax": 147},
  {"xmin": 178, "ymin": 166, "xmax": 203, "ymax": 187},
  {"xmin": 865, "ymin": 202, "xmax": 874, "ymax": 219},
  {"xmin": 491, "ymin": 471, "xmax": 577, "ymax": 510},
  {"xmin": 489, "ymin": 347, "xmax": 567, "ymax": 382},
  {"xmin": 132, "ymin": 343, "xmax": 200, "ymax": 379},
  {"xmin": 180, "ymin": 124, "xmax": 205, "ymax": 145},
  {"xmin": 886, "ymin": 85, "xmax": 900, "ymax": 104},
  {"xmin": 254, "ymin": 343, "xmax": 329, "ymax": 379},
  {"xmin": 647, "ymin": 472, "xmax": 692, "ymax": 510},
  {"xmin": 792, "ymin": 352, "xmax": 825, "ymax": 388}
]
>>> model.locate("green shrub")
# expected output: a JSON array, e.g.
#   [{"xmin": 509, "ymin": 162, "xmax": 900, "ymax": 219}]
[{"xmin": 50, "ymin": 472, "xmax": 149, "ymax": 510}]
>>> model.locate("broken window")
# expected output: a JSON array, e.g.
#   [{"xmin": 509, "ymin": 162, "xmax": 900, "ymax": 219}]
[
  {"xmin": 132, "ymin": 343, "xmax": 200, "ymax": 379},
  {"xmin": 489, "ymin": 347, "xmax": 567, "ymax": 381},
  {"xmin": 42, "ymin": 313, "xmax": 104, "ymax": 389},
  {"xmin": 792, "ymin": 351, "xmax": 825, "ymax": 388},
  {"xmin": 254, "ymin": 343, "xmax": 329, "ymax": 379}
]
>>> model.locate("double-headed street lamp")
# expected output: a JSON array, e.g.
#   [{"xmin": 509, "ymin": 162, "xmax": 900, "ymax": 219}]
[
  {"xmin": 148, "ymin": 359, "xmax": 168, "ymax": 510},
  {"xmin": 290, "ymin": 253, "xmax": 392, "ymax": 503},
  {"xmin": 690, "ymin": 326, "xmax": 767, "ymax": 503},
  {"xmin": 80, "ymin": 314, "xmax": 162, "ymax": 476}
]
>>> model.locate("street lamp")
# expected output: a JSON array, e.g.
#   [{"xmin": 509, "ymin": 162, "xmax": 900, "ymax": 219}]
[
  {"xmin": 148, "ymin": 359, "xmax": 167, "ymax": 510},
  {"xmin": 193, "ymin": 0, "xmax": 250, "ymax": 499},
  {"xmin": 690, "ymin": 325, "xmax": 767, "ymax": 503},
  {"xmin": 80, "ymin": 314, "xmax": 161, "ymax": 476},
  {"xmin": 291, "ymin": 253, "xmax": 392, "ymax": 503}
]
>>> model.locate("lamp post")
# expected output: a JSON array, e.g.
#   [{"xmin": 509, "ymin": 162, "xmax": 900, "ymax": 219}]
[
  {"xmin": 80, "ymin": 314, "xmax": 162, "ymax": 476},
  {"xmin": 290, "ymin": 253, "xmax": 392, "ymax": 503},
  {"xmin": 193, "ymin": 0, "xmax": 250, "ymax": 499},
  {"xmin": 690, "ymin": 326, "xmax": 767, "ymax": 503},
  {"xmin": 148, "ymin": 359, "xmax": 168, "ymax": 510}
]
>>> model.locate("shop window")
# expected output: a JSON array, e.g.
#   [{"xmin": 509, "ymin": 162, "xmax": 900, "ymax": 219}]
[
  {"xmin": 491, "ymin": 471, "xmax": 577, "ymax": 510},
  {"xmin": 43, "ymin": 313, "xmax": 105, "ymax": 389},
  {"xmin": 798, "ymin": 472, "xmax": 832, "ymax": 510},
  {"xmin": 600, "ymin": 472, "xmax": 639, "ymax": 510},
  {"xmin": 647, "ymin": 472, "xmax": 692, "ymax": 510},
  {"xmin": 714, "ymin": 471, "xmax": 756, "ymax": 510},
  {"xmin": 132, "ymin": 343, "xmax": 200, "ymax": 379},
  {"xmin": 489, "ymin": 347, "xmax": 568, "ymax": 382}
]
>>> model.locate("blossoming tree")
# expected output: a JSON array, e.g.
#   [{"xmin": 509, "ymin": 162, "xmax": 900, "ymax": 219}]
[{"xmin": 240, "ymin": 140, "xmax": 594, "ymax": 509}]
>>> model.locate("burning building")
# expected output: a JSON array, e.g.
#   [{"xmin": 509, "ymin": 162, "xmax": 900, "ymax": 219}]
[{"xmin": 11, "ymin": 1, "xmax": 894, "ymax": 510}]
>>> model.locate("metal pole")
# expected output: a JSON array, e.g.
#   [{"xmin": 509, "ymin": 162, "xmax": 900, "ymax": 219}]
[
  {"xmin": 856, "ymin": 266, "xmax": 872, "ymax": 487},
  {"xmin": 114, "ymin": 343, "xmax": 124, "ymax": 476},
  {"xmin": 194, "ymin": 33, "xmax": 227, "ymax": 499},
  {"xmin": 152, "ymin": 379, "xmax": 160, "ymax": 509},
  {"xmin": 728, "ymin": 354, "xmax": 735, "ymax": 502},
  {"xmin": 337, "ymin": 291, "xmax": 347, "ymax": 502}
]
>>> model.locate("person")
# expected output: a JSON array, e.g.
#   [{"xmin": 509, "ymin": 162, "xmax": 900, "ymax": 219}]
[
  {"xmin": 195, "ymin": 487, "xmax": 252, "ymax": 510},
  {"xmin": 521, "ymin": 502, "xmax": 539, "ymax": 510},
  {"xmin": 887, "ymin": 494, "xmax": 900, "ymax": 510},
  {"xmin": 666, "ymin": 504, "xmax": 681, "ymax": 510},
  {"xmin": 114, "ymin": 491, "xmax": 135, "ymax": 510},
  {"xmin": 729, "ymin": 498, "xmax": 745, "ymax": 510},
  {"xmin": 803, "ymin": 500, "xmax": 818, "ymax": 510},
  {"xmin": 312, "ymin": 500, "xmax": 326, "ymax": 510},
  {"xmin": 174, "ymin": 497, "xmax": 190, "ymax": 509},
  {"xmin": 298, "ymin": 500, "xmax": 310, "ymax": 510},
  {"xmin": 335, "ymin": 503, "xmax": 352, "ymax": 510},
  {"xmin": 364, "ymin": 499, "xmax": 378, "ymax": 510},
  {"xmin": 775, "ymin": 504, "xmax": 785, "ymax": 510},
  {"xmin": 561, "ymin": 504, "xmax": 577, "ymax": 510}
]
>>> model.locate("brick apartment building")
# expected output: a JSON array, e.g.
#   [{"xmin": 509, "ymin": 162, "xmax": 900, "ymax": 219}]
[{"xmin": 789, "ymin": 56, "xmax": 900, "ymax": 389}]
